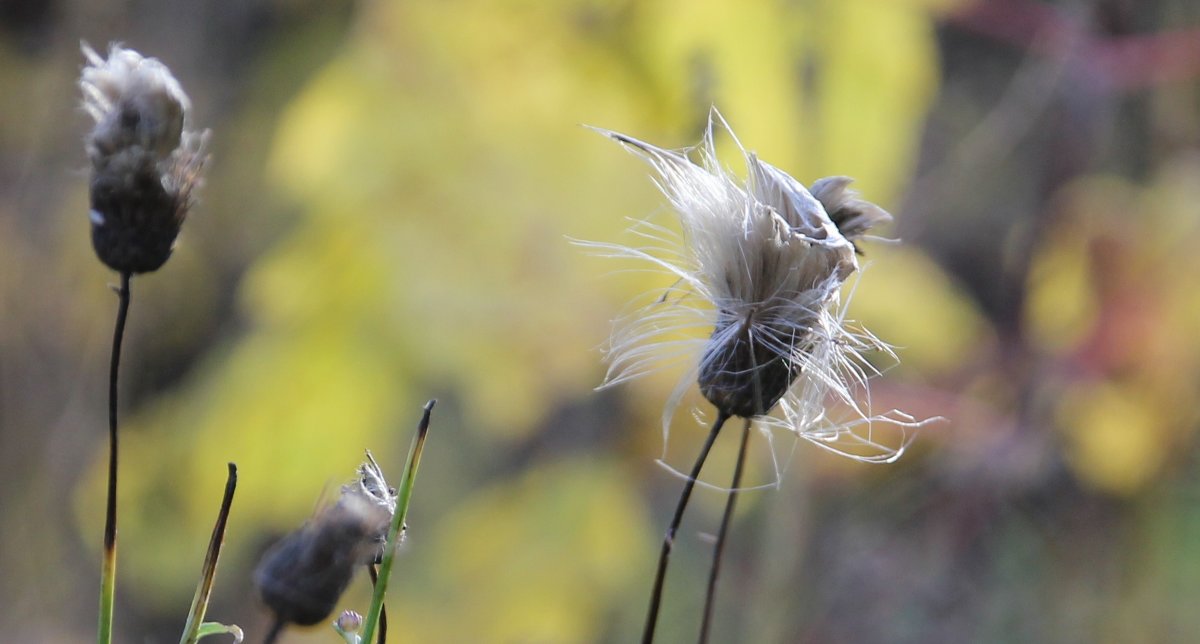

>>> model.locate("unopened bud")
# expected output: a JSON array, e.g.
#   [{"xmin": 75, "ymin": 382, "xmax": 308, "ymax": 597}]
[{"xmin": 335, "ymin": 610, "xmax": 363, "ymax": 634}]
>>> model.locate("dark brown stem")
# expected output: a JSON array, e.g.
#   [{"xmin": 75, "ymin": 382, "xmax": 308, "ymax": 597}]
[
  {"xmin": 98, "ymin": 271, "xmax": 130, "ymax": 644},
  {"xmin": 642, "ymin": 410, "xmax": 729, "ymax": 644},
  {"xmin": 180, "ymin": 463, "xmax": 239, "ymax": 644},
  {"xmin": 261, "ymin": 617, "xmax": 285, "ymax": 644},
  {"xmin": 104, "ymin": 271, "xmax": 130, "ymax": 552},
  {"xmin": 699, "ymin": 418, "xmax": 751, "ymax": 644},
  {"xmin": 368, "ymin": 564, "xmax": 388, "ymax": 644}
]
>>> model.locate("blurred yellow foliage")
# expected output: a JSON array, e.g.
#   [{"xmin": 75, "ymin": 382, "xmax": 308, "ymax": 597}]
[
  {"xmin": 1026, "ymin": 220, "xmax": 1101, "ymax": 354},
  {"xmin": 1033, "ymin": 163, "xmax": 1200, "ymax": 495},
  {"xmin": 1058, "ymin": 382, "xmax": 1168, "ymax": 495},
  {"xmin": 71, "ymin": 0, "xmax": 947, "ymax": 634},
  {"xmin": 394, "ymin": 459, "xmax": 652, "ymax": 642},
  {"xmin": 852, "ymin": 246, "xmax": 993, "ymax": 375}
]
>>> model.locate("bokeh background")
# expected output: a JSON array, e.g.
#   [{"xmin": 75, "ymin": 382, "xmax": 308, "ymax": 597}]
[{"xmin": 3, "ymin": 0, "xmax": 1200, "ymax": 642}]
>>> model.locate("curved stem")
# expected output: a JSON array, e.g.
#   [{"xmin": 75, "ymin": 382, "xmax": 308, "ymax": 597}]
[
  {"xmin": 261, "ymin": 617, "xmax": 285, "ymax": 644},
  {"xmin": 98, "ymin": 271, "xmax": 131, "ymax": 644},
  {"xmin": 642, "ymin": 410, "xmax": 729, "ymax": 644},
  {"xmin": 699, "ymin": 419, "xmax": 751, "ymax": 644}
]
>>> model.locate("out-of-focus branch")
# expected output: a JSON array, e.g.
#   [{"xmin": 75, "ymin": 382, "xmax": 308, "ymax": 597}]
[{"xmin": 946, "ymin": 0, "xmax": 1200, "ymax": 91}]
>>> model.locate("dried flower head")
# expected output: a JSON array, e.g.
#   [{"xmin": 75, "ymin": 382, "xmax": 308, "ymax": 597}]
[
  {"xmin": 80, "ymin": 43, "xmax": 208, "ymax": 274},
  {"xmin": 254, "ymin": 455, "xmax": 398, "ymax": 627},
  {"xmin": 582, "ymin": 109, "xmax": 924, "ymax": 467}
]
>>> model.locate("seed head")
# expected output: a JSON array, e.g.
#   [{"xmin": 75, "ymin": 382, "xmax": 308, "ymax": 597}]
[
  {"xmin": 582, "ymin": 109, "xmax": 923, "ymax": 464},
  {"xmin": 80, "ymin": 43, "xmax": 208, "ymax": 273},
  {"xmin": 254, "ymin": 457, "xmax": 397, "ymax": 627}
]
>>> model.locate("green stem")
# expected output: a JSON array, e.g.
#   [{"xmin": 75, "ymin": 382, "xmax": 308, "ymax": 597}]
[
  {"xmin": 642, "ymin": 410, "xmax": 729, "ymax": 644},
  {"xmin": 367, "ymin": 565, "xmax": 388, "ymax": 644},
  {"xmin": 180, "ymin": 463, "xmax": 239, "ymax": 644},
  {"xmin": 699, "ymin": 419, "xmax": 751, "ymax": 644},
  {"xmin": 99, "ymin": 271, "xmax": 131, "ymax": 644},
  {"xmin": 359, "ymin": 400, "xmax": 436, "ymax": 644}
]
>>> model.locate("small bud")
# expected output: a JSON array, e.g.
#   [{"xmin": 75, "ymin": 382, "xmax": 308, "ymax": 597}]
[
  {"xmin": 335, "ymin": 610, "xmax": 363, "ymax": 634},
  {"xmin": 79, "ymin": 43, "xmax": 207, "ymax": 273}
]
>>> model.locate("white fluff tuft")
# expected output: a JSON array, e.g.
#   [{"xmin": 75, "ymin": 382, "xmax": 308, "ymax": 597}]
[{"xmin": 80, "ymin": 42, "xmax": 193, "ymax": 164}]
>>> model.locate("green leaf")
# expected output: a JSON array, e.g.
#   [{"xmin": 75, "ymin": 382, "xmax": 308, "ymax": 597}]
[{"xmin": 195, "ymin": 622, "xmax": 243, "ymax": 643}]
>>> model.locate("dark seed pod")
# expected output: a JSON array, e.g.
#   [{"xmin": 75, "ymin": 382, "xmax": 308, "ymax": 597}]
[
  {"xmin": 697, "ymin": 314, "xmax": 803, "ymax": 419},
  {"xmin": 253, "ymin": 519, "xmax": 368, "ymax": 626},
  {"xmin": 89, "ymin": 155, "xmax": 183, "ymax": 273},
  {"xmin": 255, "ymin": 459, "xmax": 396, "ymax": 628}
]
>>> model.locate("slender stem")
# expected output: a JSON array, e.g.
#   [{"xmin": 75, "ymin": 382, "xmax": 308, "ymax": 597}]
[
  {"xmin": 180, "ymin": 463, "xmax": 239, "ymax": 644},
  {"xmin": 261, "ymin": 617, "xmax": 285, "ymax": 644},
  {"xmin": 699, "ymin": 419, "xmax": 751, "ymax": 644},
  {"xmin": 360, "ymin": 400, "xmax": 436, "ymax": 644},
  {"xmin": 99, "ymin": 271, "xmax": 131, "ymax": 644},
  {"xmin": 367, "ymin": 564, "xmax": 388, "ymax": 644},
  {"xmin": 641, "ymin": 410, "xmax": 729, "ymax": 644}
]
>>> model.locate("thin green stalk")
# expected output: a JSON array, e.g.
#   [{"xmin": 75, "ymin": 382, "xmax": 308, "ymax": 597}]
[
  {"xmin": 359, "ymin": 400, "xmax": 436, "ymax": 644},
  {"xmin": 180, "ymin": 463, "xmax": 239, "ymax": 644},
  {"xmin": 699, "ymin": 419, "xmax": 751, "ymax": 644},
  {"xmin": 642, "ymin": 410, "xmax": 729, "ymax": 644},
  {"xmin": 367, "ymin": 564, "xmax": 388, "ymax": 644},
  {"xmin": 99, "ymin": 270, "xmax": 131, "ymax": 644}
]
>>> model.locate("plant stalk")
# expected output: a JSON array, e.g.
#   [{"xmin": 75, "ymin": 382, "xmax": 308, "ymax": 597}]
[
  {"xmin": 360, "ymin": 400, "xmax": 436, "ymax": 644},
  {"xmin": 261, "ymin": 618, "xmax": 285, "ymax": 644},
  {"xmin": 367, "ymin": 564, "xmax": 388, "ymax": 644},
  {"xmin": 98, "ymin": 271, "xmax": 131, "ymax": 644},
  {"xmin": 180, "ymin": 463, "xmax": 239, "ymax": 644},
  {"xmin": 641, "ymin": 410, "xmax": 729, "ymax": 644},
  {"xmin": 699, "ymin": 419, "xmax": 751, "ymax": 643}
]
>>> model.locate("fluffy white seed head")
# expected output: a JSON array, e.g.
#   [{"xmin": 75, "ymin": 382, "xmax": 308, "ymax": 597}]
[{"xmin": 582, "ymin": 108, "xmax": 926, "ymax": 469}]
